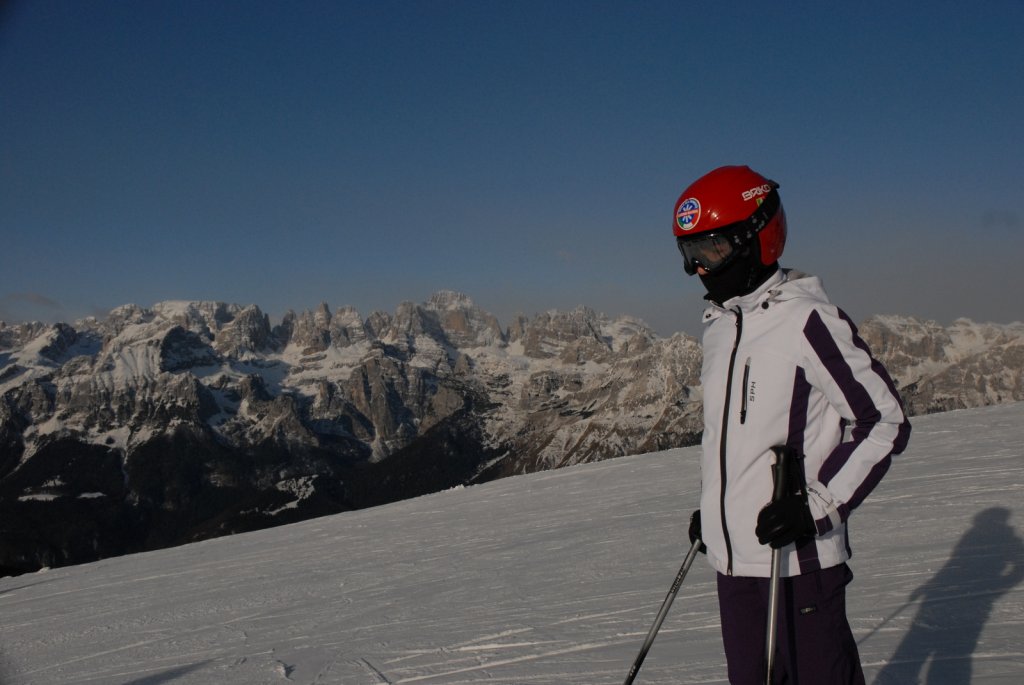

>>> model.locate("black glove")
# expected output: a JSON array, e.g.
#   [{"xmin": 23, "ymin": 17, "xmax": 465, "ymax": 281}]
[
  {"xmin": 755, "ymin": 496, "xmax": 816, "ymax": 549},
  {"xmin": 688, "ymin": 510, "xmax": 707, "ymax": 554}
]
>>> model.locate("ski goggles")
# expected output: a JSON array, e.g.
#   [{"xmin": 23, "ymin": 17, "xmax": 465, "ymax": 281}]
[
  {"xmin": 676, "ymin": 189, "xmax": 780, "ymax": 276},
  {"xmin": 676, "ymin": 233, "xmax": 739, "ymax": 276}
]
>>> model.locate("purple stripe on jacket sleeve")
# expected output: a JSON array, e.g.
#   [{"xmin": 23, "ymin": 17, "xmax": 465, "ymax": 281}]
[
  {"xmin": 804, "ymin": 311, "xmax": 882, "ymax": 425},
  {"xmin": 787, "ymin": 367, "xmax": 811, "ymax": 453},
  {"xmin": 837, "ymin": 310, "xmax": 912, "ymax": 455},
  {"xmin": 803, "ymin": 310, "xmax": 883, "ymax": 485}
]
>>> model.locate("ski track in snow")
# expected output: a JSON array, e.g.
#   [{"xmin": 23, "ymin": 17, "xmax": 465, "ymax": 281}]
[{"xmin": 1, "ymin": 403, "xmax": 1023, "ymax": 683}]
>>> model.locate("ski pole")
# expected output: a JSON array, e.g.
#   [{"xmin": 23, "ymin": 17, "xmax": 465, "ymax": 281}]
[
  {"xmin": 764, "ymin": 446, "xmax": 791, "ymax": 685},
  {"xmin": 623, "ymin": 538, "xmax": 703, "ymax": 685},
  {"xmin": 857, "ymin": 596, "xmax": 918, "ymax": 646}
]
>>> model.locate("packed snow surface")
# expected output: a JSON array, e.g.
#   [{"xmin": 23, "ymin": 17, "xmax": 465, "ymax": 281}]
[{"xmin": 1, "ymin": 403, "xmax": 1022, "ymax": 684}]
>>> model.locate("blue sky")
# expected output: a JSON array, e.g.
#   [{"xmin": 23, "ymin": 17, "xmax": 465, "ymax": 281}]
[{"xmin": 2, "ymin": 1, "xmax": 1022, "ymax": 336}]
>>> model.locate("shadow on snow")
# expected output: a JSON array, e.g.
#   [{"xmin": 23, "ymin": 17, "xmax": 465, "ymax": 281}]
[
  {"xmin": 872, "ymin": 506, "xmax": 1024, "ymax": 684},
  {"xmin": 120, "ymin": 661, "xmax": 213, "ymax": 685}
]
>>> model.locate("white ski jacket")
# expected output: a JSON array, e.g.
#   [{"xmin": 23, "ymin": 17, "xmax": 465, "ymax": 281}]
[{"xmin": 698, "ymin": 268, "xmax": 910, "ymax": 578}]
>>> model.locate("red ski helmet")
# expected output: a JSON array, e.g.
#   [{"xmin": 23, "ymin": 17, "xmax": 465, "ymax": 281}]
[{"xmin": 672, "ymin": 165, "xmax": 787, "ymax": 276}]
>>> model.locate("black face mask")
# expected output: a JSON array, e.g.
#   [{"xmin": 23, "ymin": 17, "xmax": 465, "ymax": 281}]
[{"xmin": 699, "ymin": 244, "xmax": 779, "ymax": 305}]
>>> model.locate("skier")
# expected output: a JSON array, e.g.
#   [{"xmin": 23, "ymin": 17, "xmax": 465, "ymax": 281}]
[{"xmin": 673, "ymin": 165, "xmax": 911, "ymax": 683}]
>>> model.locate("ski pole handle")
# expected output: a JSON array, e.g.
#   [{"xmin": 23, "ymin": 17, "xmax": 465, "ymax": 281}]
[{"xmin": 769, "ymin": 445, "xmax": 791, "ymax": 503}]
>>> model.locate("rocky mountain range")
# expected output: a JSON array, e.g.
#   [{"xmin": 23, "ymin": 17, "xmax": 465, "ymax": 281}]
[{"xmin": 1, "ymin": 292, "xmax": 1021, "ymax": 575}]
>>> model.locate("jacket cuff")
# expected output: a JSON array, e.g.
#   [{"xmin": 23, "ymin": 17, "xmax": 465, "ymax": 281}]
[{"xmin": 806, "ymin": 479, "xmax": 843, "ymax": 535}]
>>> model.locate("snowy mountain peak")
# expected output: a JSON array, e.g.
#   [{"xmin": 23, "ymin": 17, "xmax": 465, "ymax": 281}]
[
  {"xmin": 426, "ymin": 290, "xmax": 475, "ymax": 310},
  {"xmin": 151, "ymin": 300, "xmax": 240, "ymax": 332},
  {"xmin": 858, "ymin": 314, "xmax": 1024, "ymax": 414},
  {"xmin": 2, "ymin": 297, "xmax": 1023, "ymax": 576}
]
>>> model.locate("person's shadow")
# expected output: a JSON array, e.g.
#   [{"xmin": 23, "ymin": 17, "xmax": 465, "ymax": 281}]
[{"xmin": 874, "ymin": 507, "xmax": 1023, "ymax": 684}]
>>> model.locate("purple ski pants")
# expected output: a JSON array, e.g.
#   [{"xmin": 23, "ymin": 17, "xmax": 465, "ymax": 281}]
[{"xmin": 716, "ymin": 563, "xmax": 865, "ymax": 685}]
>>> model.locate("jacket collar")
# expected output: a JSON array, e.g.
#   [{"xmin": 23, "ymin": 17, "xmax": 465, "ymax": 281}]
[{"xmin": 701, "ymin": 268, "xmax": 826, "ymax": 324}]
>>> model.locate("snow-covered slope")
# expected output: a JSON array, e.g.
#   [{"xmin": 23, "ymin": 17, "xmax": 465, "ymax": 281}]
[{"xmin": 0, "ymin": 402, "xmax": 1020, "ymax": 684}]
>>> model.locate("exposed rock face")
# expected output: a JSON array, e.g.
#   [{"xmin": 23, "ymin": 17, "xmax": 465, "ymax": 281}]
[
  {"xmin": 1, "ymin": 297, "xmax": 1019, "ymax": 575},
  {"xmin": 214, "ymin": 305, "xmax": 274, "ymax": 357},
  {"xmin": 426, "ymin": 290, "xmax": 505, "ymax": 348},
  {"xmin": 329, "ymin": 306, "xmax": 369, "ymax": 348},
  {"xmin": 858, "ymin": 316, "xmax": 1024, "ymax": 415}
]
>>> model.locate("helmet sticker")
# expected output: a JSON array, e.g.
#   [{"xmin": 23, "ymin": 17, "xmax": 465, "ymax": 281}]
[{"xmin": 676, "ymin": 198, "xmax": 701, "ymax": 231}]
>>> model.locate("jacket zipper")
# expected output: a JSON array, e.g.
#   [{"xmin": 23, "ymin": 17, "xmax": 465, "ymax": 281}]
[{"xmin": 719, "ymin": 308, "xmax": 743, "ymax": 575}]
